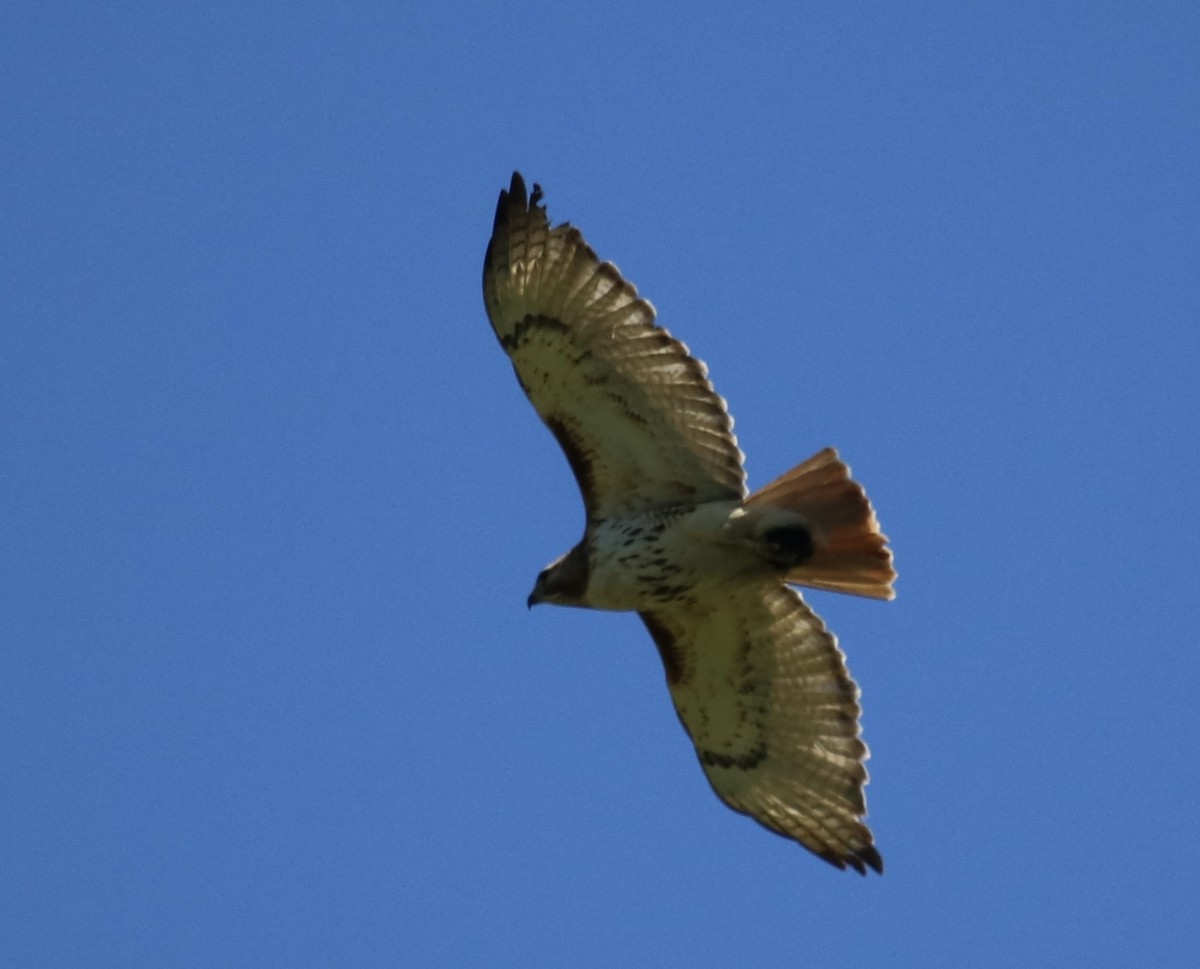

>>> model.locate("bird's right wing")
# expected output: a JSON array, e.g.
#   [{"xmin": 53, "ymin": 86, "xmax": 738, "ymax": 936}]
[{"xmin": 639, "ymin": 582, "xmax": 881, "ymax": 874}]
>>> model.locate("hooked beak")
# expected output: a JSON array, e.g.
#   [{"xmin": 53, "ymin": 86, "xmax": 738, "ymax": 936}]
[{"xmin": 527, "ymin": 575, "xmax": 547, "ymax": 610}]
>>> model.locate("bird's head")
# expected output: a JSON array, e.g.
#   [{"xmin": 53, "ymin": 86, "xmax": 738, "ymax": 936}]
[{"xmin": 527, "ymin": 543, "xmax": 589, "ymax": 609}]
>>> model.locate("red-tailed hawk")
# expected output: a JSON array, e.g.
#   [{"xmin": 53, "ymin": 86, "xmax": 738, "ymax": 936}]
[{"xmin": 482, "ymin": 173, "xmax": 896, "ymax": 874}]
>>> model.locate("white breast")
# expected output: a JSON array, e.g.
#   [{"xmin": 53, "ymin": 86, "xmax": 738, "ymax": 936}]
[{"xmin": 583, "ymin": 501, "xmax": 760, "ymax": 611}]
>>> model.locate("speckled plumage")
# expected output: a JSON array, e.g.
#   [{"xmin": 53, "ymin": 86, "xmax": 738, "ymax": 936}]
[{"xmin": 483, "ymin": 173, "xmax": 896, "ymax": 874}]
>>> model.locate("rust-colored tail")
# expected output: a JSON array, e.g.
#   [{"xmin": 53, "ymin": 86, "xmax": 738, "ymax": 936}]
[{"xmin": 745, "ymin": 448, "xmax": 896, "ymax": 600}]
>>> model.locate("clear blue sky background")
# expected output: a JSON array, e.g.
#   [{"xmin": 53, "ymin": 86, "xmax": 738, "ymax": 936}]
[{"xmin": 3, "ymin": 3, "xmax": 1198, "ymax": 966}]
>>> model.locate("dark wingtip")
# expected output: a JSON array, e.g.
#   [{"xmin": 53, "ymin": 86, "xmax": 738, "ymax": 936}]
[
  {"xmin": 817, "ymin": 843, "xmax": 883, "ymax": 876},
  {"xmin": 510, "ymin": 171, "xmax": 545, "ymax": 210},
  {"xmin": 492, "ymin": 171, "xmax": 522, "ymax": 235},
  {"xmin": 492, "ymin": 171, "xmax": 545, "ymax": 235},
  {"xmin": 485, "ymin": 172, "xmax": 548, "ymax": 289},
  {"xmin": 856, "ymin": 845, "xmax": 884, "ymax": 875},
  {"xmin": 508, "ymin": 171, "xmax": 527, "ymax": 206}
]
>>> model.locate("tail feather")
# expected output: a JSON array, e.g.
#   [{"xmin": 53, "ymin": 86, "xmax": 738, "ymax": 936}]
[{"xmin": 746, "ymin": 448, "xmax": 896, "ymax": 600}]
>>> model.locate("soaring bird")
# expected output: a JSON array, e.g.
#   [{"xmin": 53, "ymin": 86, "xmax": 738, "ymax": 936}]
[{"xmin": 482, "ymin": 173, "xmax": 895, "ymax": 874}]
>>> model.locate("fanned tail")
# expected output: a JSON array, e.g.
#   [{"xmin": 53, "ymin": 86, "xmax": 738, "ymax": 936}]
[{"xmin": 745, "ymin": 448, "xmax": 895, "ymax": 600}]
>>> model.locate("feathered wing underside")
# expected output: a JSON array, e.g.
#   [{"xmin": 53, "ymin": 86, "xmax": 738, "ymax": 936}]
[
  {"xmin": 639, "ymin": 584, "xmax": 881, "ymax": 874},
  {"xmin": 482, "ymin": 173, "xmax": 745, "ymax": 520}
]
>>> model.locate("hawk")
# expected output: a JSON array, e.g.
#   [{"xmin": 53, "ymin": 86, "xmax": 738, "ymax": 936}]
[{"xmin": 482, "ymin": 173, "xmax": 896, "ymax": 874}]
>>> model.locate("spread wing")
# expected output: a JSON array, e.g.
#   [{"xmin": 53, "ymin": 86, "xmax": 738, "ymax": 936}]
[
  {"xmin": 482, "ymin": 173, "xmax": 745, "ymax": 520},
  {"xmin": 639, "ymin": 583, "xmax": 882, "ymax": 874}
]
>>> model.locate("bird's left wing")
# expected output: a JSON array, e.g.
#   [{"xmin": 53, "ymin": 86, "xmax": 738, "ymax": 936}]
[
  {"xmin": 482, "ymin": 173, "xmax": 745, "ymax": 521},
  {"xmin": 639, "ymin": 583, "xmax": 882, "ymax": 874}
]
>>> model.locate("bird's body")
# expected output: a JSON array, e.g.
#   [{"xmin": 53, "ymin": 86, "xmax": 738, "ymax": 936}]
[
  {"xmin": 551, "ymin": 504, "xmax": 727, "ymax": 605},
  {"xmin": 482, "ymin": 173, "xmax": 896, "ymax": 874}
]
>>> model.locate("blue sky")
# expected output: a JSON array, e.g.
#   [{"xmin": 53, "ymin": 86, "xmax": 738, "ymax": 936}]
[{"xmin": 3, "ymin": 2, "xmax": 1198, "ymax": 966}]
